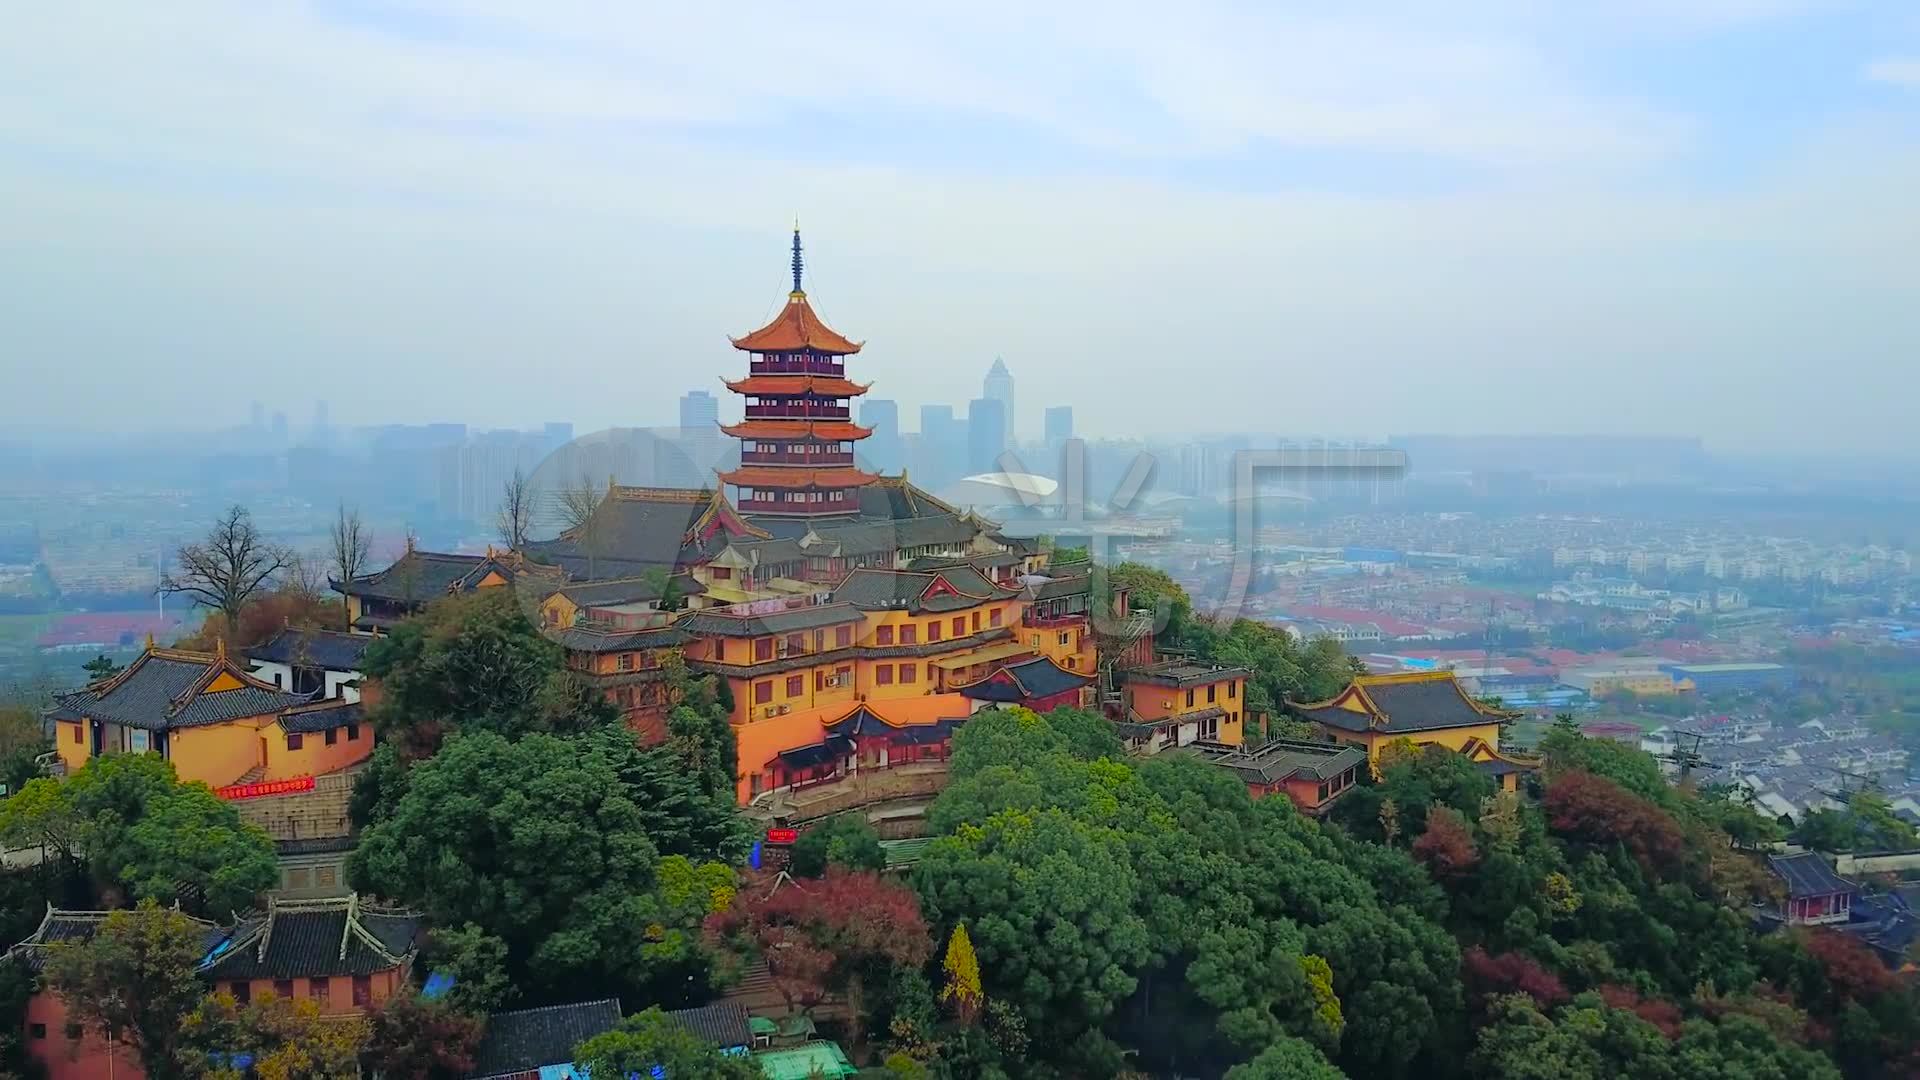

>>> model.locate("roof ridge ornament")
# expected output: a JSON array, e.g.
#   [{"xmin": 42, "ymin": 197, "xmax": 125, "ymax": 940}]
[{"xmin": 791, "ymin": 225, "xmax": 804, "ymax": 295}]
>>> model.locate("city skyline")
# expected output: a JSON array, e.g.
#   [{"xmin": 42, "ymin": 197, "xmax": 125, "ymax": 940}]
[{"xmin": 4, "ymin": 5, "xmax": 1918, "ymax": 455}]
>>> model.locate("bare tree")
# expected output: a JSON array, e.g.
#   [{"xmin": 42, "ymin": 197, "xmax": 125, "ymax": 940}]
[
  {"xmin": 497, "ymin": 466, "xmax": 534, "ymax": 551},
  {"xmin": 557, "ymin": 473, "xmax": 608, "ymax": 579},
  {"xmin": 328, "ymin": 503, "xmax": 371, "ymax": 631},
  {"xmin": 161, "ymin": 505, "xmax": 291, "ymax": 633}
]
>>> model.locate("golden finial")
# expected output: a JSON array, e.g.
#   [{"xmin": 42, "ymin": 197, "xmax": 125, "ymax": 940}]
[
  {"xmin": 144, "ymin": 631, "xmax": 156, "ymax": 651},
  {"xmin": 214, "ymin": 635, "xmax": 227, "ymax": 661}
]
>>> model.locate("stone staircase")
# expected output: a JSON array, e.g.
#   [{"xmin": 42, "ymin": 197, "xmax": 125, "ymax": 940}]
[{"xmin": 232, "ymin": 766, "xmax": 362, "ymax": 842}]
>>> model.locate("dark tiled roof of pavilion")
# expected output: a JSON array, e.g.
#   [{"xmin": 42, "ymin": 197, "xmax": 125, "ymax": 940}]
[
  {"xmin": 468, "ymin": 998, "xmax": 623, "ymax": 1079},
  {"xmin": 958, "ymin": 656, "xmax": 1092, "ymax": 703},
  {"xmin": 1127, "ymin": 660, "xmax": 1251, "ymax": 688},
  {"xmin": 248, "ymin": 628, "xmax": 373, "ymax": 671},
  {"xmin": 277, "ymin": 698, "xmax": 363, "ymax": 734},
  {"xmin": 201, "ymin": 895, "xmax": 420, "ymax": 981},
  {"xmin": 50, "ymin": 645, "xmax": 313, "ymax": 732},
  {"xmin": 1021, "ymin": 574, "xmax": 1094, "ymax": 601},
  {"xmin": 336, "ymin": 549, "xmax": 505, "ymax": 603},
  {"xmin": 822, "ymin": 702, "xmax": 970, "ymax": 738},
  {"xmin": 831, "ymin": 567, "xmax": 1016, "ymax": 614},
  {"xmin": 1767, "ymin": 852, "xmax": 1857, "ymax": 899},
  {"xmin": 678, "ymin": 603, "xmax": 865, "ymax": 637},
  {"xmin": 1185, "ymin": 740, "xmax": 1366, "ymax": 785},
  {"xmin": 778, "ymin": 736, "xmax": 856, "ymax": 770},
  {"xmin": 895, "ymin": 718, "xmax": 963, "ymax": 745},
  {"xmin": 524, "ymin": 487, "xmax": 767, "ymax": 577},
  {"xmin": 544, "ymin": 623, "xmax": 695, "ymax": 653},
  {"xmin": 1287, "ymin": 670, "xmax": 1514, "ymax": 735},
  {"xmin": 665, "ymin": 1001, "xmax": 752, "ymax": 1050},
  {"xmin": 550, "ymin": 573, "xmax": 704, "ymax": 609},
  {"xmin": 6, "ymin": 908, "xmax": 224, "ymax": 973}
]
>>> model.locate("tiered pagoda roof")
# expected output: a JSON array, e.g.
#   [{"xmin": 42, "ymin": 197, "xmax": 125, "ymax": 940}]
[
  {"xmin": 715, "ymin": 465, "xmax": 878, "ymax": 491},
  {"xmin": 723, "ymin": 374, "xmax": 870, "ymax": 397},
  {"xmin": 719, "ymin": 419, "xmax": 873, "ymax": 441}
]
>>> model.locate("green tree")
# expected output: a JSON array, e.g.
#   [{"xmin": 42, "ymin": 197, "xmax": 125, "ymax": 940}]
[
  {"xmin": 360, "ymin": 590, "xmax": 616, "ymax": 759},
  {"xmin": 789, "ymin": 813, "xmax": 886, "ymax": 878},
  {"xmin": 914, "ymin": 809, "xmax": 1151, "ymax": 1069},
  {"xmin": 572, "ymin": 1008, "xmax": 760, "ymax": 1080},
  {"xmin": 0, "ymin": 754, "xmax": 276, "ymax": 915},
  {"xmin": 43, "ymin": 900, "xmax": 208, "ymax": 1080},
  {"xmin": 81, "ymin": 654, "xmax": 123, "ymax": 681},
  {"xmin": 423, "ymin": 923, "xmax": 514, "ymax": 1014},
  {"xmin": 0, "ymin": 705, "xmax": 48, "ymax": 798},
  {"xmin": 661, "ymin": 653, "xmax": 738, "ymax": 800},
  {"xmin": 349, "ymin": 730, "xmax": 743, "ymax": 1002},
  {"xmin": 180, "ymin": 991, "xmax": 368, "ymax": 1080},
  {"xmin": 1223, "ymin": 1036, "xmax": 1346, "ymax": 1080}
]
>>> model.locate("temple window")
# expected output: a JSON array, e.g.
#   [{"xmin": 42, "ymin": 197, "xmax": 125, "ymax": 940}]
[
  {"xmin": 786, "ymin": 675, "xmax": 804, "ymax": 697},
  {"xmin": 900, "ymin": 625, "xmax": 917, "ymax": 645},
  {"xmin": 876, "ymin": 625, "xmax": 894, "ymax": 645},
  {"xmin": 901, "ymin": 664, "xmax": 917, "ymax": 684},
  {"xmin": 876, "ymin": 665, "xmax": 894, "ymax": 685},
  {"xmin": 754, "ymin": 681, "xmax": 772, "ymax": 704}
]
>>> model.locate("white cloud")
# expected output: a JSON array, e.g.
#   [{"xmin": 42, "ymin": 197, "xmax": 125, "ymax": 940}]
[{"xmin": 1865, "ymin": 58, "xmax": 1920, "ymax": 86}]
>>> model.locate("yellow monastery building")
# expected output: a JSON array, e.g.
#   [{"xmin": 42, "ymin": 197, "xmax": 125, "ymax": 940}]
[
  {"xmin": 49, "ymin": 640, "xmax": 369, "ymax": 789},
  {"xmin": 1286, "ymin": 669, "xmax": 1534, "ymax": 791}
]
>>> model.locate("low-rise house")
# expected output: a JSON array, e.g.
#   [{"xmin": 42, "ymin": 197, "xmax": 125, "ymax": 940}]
[
  {"xmin": 1184, "ymin": 740, "xmax": 1366, "ymax": 815},
  {"xmin": 46, "ymin": 641, "xmax": 339, "ymax": 788},
  {"xmin": 246, "ymin": 627, "xmax": 372, "ymax": 702},
  {"xmin": 6, "ymin": 907, "xmax": 226, "ymax": 1080},
  {"xmin": 1286, "ymin": 670, "xmax": 1531, "ymax": 789},
  {"xmin": 1119, "ymin": 661, "xmax": 1252, "ymax": 749},
  {"xmin": 1767, "ymin": 852, "xmax": 1856, "ymax": 926},
  {"xmin": 200, "ymin": 894, "xmax": 421, "ymax": 1013}
]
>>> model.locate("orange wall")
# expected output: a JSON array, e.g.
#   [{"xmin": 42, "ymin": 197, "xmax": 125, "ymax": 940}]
[
  {"xmin": 263, "ymin": 723, "xmax": 374, "ymax": 780},
  {"xmin": 208, "ymin": 970, "xmax": 406, "ymax": 1015},
  {"xmin": 24, "ymin": 992, "xmax": 142, "ymax": 1080},
  {"xmin": 168, "ymin": 718, "xmax": 272, "ymax": 787},
  {"xmin": 53, "ymin": 720, "xmax": 89, "ymax": 775},
  {"xmin": 732, "ymin": 707, "xmax": 834, "ymax": 803}
]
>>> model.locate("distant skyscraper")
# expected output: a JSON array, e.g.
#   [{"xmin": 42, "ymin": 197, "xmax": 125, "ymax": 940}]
[
  {"xmin": 917, "ymin": 404, "xmax": 964, "ymax": 489},
  {"xmin": 543, "ymin": 421, "xmax": 574, "ymax": 453},
  {"xmin": 967, "ymin": 398, "xmax": 1007, "ymax": 476},
  {"xmin": 679, "ymin": 390, "xmax": 719, "ymax": 432},
  {"xmin": 983, "ymin": 357, "xmax": 1014, "ymax": 446},
  {"xmin": 312, "ymin": 400, "xmax": 330, "ymax": 436},
  {"xmin": 270, "ymin": 411, "xmax": 288, "ymax": 444},
  {"xmin": 1044, "ymin": 406, "xmax": 1073, "ymax": 445},
  {"xmin": 860, "ymin": 399, "xmax": 902, "ymax": 474},
  {"xmin": 249, "ymin": 401, "xmax": 265, "ymax": 431},
  {"xmin": 675, "ymin": 391, "xmax": 723, "ymax": 488}
]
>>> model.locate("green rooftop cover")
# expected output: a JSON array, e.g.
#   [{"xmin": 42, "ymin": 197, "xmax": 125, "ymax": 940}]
[{"xmin": 756, "ymin": 1041, "xmax": 856, "ymax": 1079}]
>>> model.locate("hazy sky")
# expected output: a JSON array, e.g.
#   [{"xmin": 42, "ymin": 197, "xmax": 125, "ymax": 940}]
[{"xmin": 4, "ymin": 2, "xmax": 1918, "ymax": 455}]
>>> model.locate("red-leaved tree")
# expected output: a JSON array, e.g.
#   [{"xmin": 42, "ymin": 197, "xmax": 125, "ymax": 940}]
[
  {"xmin": 1597, "ymin": 984, "xmax": 1684, "ymax": 1040},
  {"xmin": 1462, "ymin": 947, "xmax": 1568, "ymax": 1018},
  {"xmin": 1411, "ymin": 805, "xmax": 1480, "ymax": 880},
  {"xmin": 708, "ymin": 869, "xmax": 932, "ymax": 1047},
  {"xmin": 1799, "ymin": 929, "xmax": 1899, "ymax": 1005},
  {"xmin": 1542, "ymin": 770, "xmax": 1692, "ymax": 882}
]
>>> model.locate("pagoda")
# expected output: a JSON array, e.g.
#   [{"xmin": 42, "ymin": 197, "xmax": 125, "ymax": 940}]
[{"xmin": 719, "ymin": 230, "xmax": 878, "ymax": 516}]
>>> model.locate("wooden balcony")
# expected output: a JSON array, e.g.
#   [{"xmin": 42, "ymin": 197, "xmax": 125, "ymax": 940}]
[
  {"xmin": 751, "ymin": 355, "xmax": 845, "ymax": 376},
  {"xmin": 745, "ymin": 403, "xmax": 851, "ymax": 420},
  {"xmin": 739, "ymin": 450, "xmax": 856, "ymax": 466}
]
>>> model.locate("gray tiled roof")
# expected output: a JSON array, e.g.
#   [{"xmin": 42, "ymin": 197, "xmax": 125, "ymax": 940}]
[
  {"xmin": 1767, "ymin": 852, "xmax": 1857, "ymax": 899},
  {"xmin": 6, "ymin": 909, "xmax": 224, "ymax": 973},
  {"xmin": 277, "ymin": 699, "xmax": 363, "ymax": 734},
  {"xmin": 335, "ymin": 550, "xmax": 491, "ymax": 602},
  {"xmin": 678, "ymin": 604, "xmax": 865, "ymax": 637},
  {"xmin": 544, "ymin": 624, "xmax": 695, "ymax": 653},
  {"xmin": 469, "ymin": 999, "xmax": 623, "ymax": 1079},
  {"xmin": 830, "ymin": 567, "xmax": 1016, "ymax": 613},
  {"xmin": 1128, "ymin": 661, "xmax": 1251, "ymax": 688},
  {"xmin": 1292, "ymin": 674, "xmax": 1505, "ymax": 735},
  {"xmin": 1187, "ymin": 740, "xmax": 1367, "ymax": 784},
  {"xmin": 248, "ymin": 628, "xmax": 372, "ymax": 672},
  {"xmin": 53, "ymin": 652, "xmax": 313, "ymax": 732},
  {"xmin": 665, "ymin": 1002, "xmax": 752, "ymax": 1050},
  {"xmin": 201, "ymin": 897, "xmax": 419, "ymax": 981},
  {"xmin": 958, "ymin": 656, "xmax": 1091, "ymax": 702}
]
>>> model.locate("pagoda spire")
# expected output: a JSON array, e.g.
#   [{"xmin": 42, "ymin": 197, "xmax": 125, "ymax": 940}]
[{"xmin": 791, "ymin": 225, "xmax": 804, "ymax": 294}]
